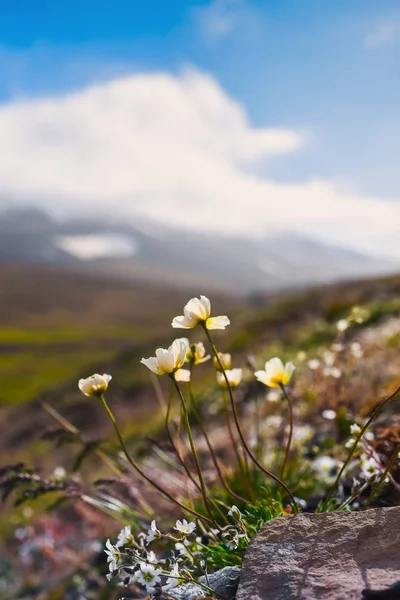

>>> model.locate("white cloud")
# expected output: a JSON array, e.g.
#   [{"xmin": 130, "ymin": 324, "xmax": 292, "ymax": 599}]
[
  {"xmin": 364, "ymin": 20, "xmax": 397, "ymax": 49},
  {"xmin": 0, "ymin": 68, "xmax": 399, "ymax": 260}
]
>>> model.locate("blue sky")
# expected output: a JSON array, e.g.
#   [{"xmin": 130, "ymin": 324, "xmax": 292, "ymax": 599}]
[{"xmin": 0, "ymin": 0, "xmax": 399, "ymax": 257}]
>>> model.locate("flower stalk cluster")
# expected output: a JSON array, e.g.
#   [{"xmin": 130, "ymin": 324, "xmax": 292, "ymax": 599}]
[{"xmin": 73, "ymin": 294, "xmax": 400, "ymax": 598}]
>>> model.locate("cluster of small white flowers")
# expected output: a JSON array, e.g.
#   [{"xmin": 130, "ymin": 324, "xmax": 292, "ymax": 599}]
[{"xmin": 103, "ymin": 518, "xmax": 203, "ymax": 596}]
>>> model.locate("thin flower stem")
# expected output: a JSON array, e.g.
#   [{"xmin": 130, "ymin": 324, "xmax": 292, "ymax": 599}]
[
  {"xmin": 322, "ymin": 384, "xmax": 400, "ymax": 512},
  {"xmin": 170, "ymin": 376, "xmax": 222, "ymax": 529},
  {"xmin": 202, "ymin": 325, "xmax": 300, "ymax": 513},
  {"xmin": 280, "ymin": 383, "xmax": 294, "ymax": 480},
  {"xmin": 188, "ymin": 365, "xmax": 248, "ymax": 505},
  {"xmin": 363, "ymin": 447, "xmax": 400, "ymax": 510},
  {"xmin": 165, "ymin": 380, "xmax": 202, "ymax": 495},
  {"xmin": 221, "ymin": 388, "xmax": 254, "ymax": 501},
  {"xmin": 336, "ymin": 480, "xmax": 370, "ymax": 511},
  {"xmin": 99, "ymin": 394, "xmax": 213, "ymax": 525}
]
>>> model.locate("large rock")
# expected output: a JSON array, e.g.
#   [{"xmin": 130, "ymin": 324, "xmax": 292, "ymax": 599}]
[{"xmin": 237, "ymin": 506, "xmax": 400, "ymax": 600}]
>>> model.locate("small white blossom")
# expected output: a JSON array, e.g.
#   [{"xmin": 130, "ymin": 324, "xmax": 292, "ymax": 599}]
[
  {"xmin": 228, "ymin": 505, "xmax": 241, "ymax": 519},
  {"xmin": 174, "ymin": 519, "xmax": 196, "ymax": 536},
  {"xmin": 53, "ymin": 466, "xmax": 66, "ymax": 480},
  {"xmin": 141, "ymin": 338, "xmax": 189, "ymax": 376},
  {"xmin": 336, "ymin": 319, "xmax": 349, "ymax": 332},
  {"xmin": 216, "ymin": 368, "xmax": 243, "ymax": 388},
  {"xmin": 308, "ymin": 358, "xmax": 321, "ymax": 370},
  {"xmin": 185, "ymin": 341, "xmax": 210, "ymax": 365},
  {"xmin": 314, "ymin": 456, "xmax": 336, "ymax": 477},
  {"xmin": 322, "ymin": 409, "xmax": 337, "ymax": 420},
  {"xmin": 323, "ymin": 367, "xmax": 342, "ymax": 379},
  {"xmin": 322, "ymin": 351, "xmax": 335, "ymax": 367},
  {"xmin": 104, "ymin": 539, "xmax": 120, "ymax": 575},
  {"xmin": 78, "ymin": 373, "xmax": 112, "ymax": 397},
  {"xmin": 266, "ymin": 389, "xmax": 281, "ymax": 402},
  {"xmin": 115, "ymin": 525, "xmax": 133, "ymax": 548},
  {"xmin": 345, "ymin": 438, "xmax": 356, "ymax": 449},
  {"xmin": 146, "ymin": 550, "xmax": 159, "ymax": 564},
  {"xmin": 136, "ymin": 562, "xmax": 162, "ymax": 594},
  {"xmin": 146, "ymin": 520, "xmax": 161, "ymax": 545},
  {"xmin": 164, "ymin": 563, "xmax": 181, "ymax": 591},
  {"xmin": 213, "ymin": 352, "xmax": 232, "ymax": 370},
  {"xmin": 350, "ymin": 342, "xmax": 363, "ymax": 359},
  {"xmin": 175, "ymin": 541, "xmax": 191, "ymax": 558},
  {"xmin": 172, "ymin": 295, "xmax": 230, "ymax": 330},
  {"xmin": 350, "ymin": 424, "xmax": 361, "ymax": 436},
  {"xmin": 255, "ymin": 358, "xmax": 295, "ymax": 388},
  {"xmin": 360, "ymin": 455, "xmax": 381, "ymax": 480},
  {"xmin": 332, "ymin": 343, "xmax": 344, "ymax": 353}
]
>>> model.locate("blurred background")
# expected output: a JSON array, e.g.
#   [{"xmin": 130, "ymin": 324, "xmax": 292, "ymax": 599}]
[{"xmin": 0, "ymin": 0, "xmax": 400, "ymax": 595}]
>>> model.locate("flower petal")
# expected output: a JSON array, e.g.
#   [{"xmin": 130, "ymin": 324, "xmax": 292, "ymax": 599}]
[
  {"xmin": 141, "ymin": 357, "xmax": 164, "ymax": 375},
  {"xmin": 175, "ymin": 368, "xmax": 191, "ymax": 382},
  {"xmin": 172, "ymin": 315, "xmax": 197, "ymax": 329},
  {"xmin": 155, "ymin": 348, "xmax": 175, "ymax": 373},
  {"xmin": 206, "ymin": 315, "xmax": 230, "ymax": 330}
]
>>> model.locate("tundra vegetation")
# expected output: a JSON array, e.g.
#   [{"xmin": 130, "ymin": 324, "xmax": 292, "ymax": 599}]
[{"xmin": 1, "ymin": 278, "xmax": 400, "ymax": 599}]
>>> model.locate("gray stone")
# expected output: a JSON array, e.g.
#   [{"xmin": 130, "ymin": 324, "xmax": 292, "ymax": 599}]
[
  {"xmin": 170, "ymin": 565, "xmax": 240, "ymax": 599},
  {"xmin": 236, "ymin": 506, "xmax": 400, "ymax": 600}
]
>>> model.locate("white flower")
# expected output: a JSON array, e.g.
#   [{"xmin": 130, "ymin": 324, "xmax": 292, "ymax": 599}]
[
  {"xmin": 174, "ymin": 519, "xmax": 196, "ymax": 536},
  {"xmin": 314, "ymin": 456, "xmax": 336, "ymax": 477},
  {"xmin": 104, "ymin": 539, "xmax": 120, "ymax": 574},
  {"xmin": 308, "ymin": 358, "xmax": 321, "ymax": 370},
  {"xmin": 164, "ymin": 563, "xmax": 181, "ymax": 591},
  {"xmin": 141, "ymin": 338, "xmax": 189, "ymax": 376},
  {"xmin": 336, "ymin": 319, "xmax": 349, "ymax": 332},
  {"xmin": 293, "ymin": 425, "xmax": 313, "ymax": 444},
  {"xmin": 255, "ymin": 358, "xmax": 295, "ymax": 388},
  {"xmin": 186, "ymin": 341, "xmax": 210, "ymax": 365},
  {"xmin": 213, "ymin": 352, "xmax": 232, "ymax": 370},
  {"xmin": 228, "ymin": 505, "xmax": 241, "ymax": 519},
  {"xmin": 360, "ymin": 455, "xmax": 381, "ymax": 480},
  {"xmin": 265, "ymin": 415, "xmax": 282, "ymax": 428},
  {"xmin": 146, "ymin": 520, "xmax": 161, "ymax": 545},
  {"xmin": 345, "ymin": 438, "xmax": 356, "ymax": 449},
  {"xmin": 78, "ymin": 373, "xmax": 112, "ymax": 397},
  {"xmin": 322, "ymin": 409, "xmax": 337, "ymax": 420},
  {"xmin": 174, "ymin": 368, "xmax": 191, "ymax": 382},
  {"xmin": 323, "ymin": 367, "xmax": 342, "ymax": 379},
  {"xmin": 175, "ymin": 541, "xmax": 191, "ymax": 557},
  {"xmin": 350, "ymin": 342, "xmax": 363, "ymax": 359},
  {"xmin": 350, "ymin": 424, "xmax": 362, "ymax": 436},
  {"xmin": 322, "ymin": 351, "xmax": 335, "ymax": 367},
  {"xmin": 115, "ymin": 525, "xmax": 132, "ymax": 548},
  {"xmin": 136, "ymin": 562, "xmax": 162, "ymax": 594},
  {"xmin": 146, "ymin": 550, "xmax": 159, "ymax": 564},
  {"xmin": 216, "ymin": 368, "xmax": 243, "ymax": 388},
  {"xmin": 53, "ymin": 466, "xmax": 66, "ymax": 480},
  {"xmin": 332, "ymin": 343, "xmax": 344, "ymax": 353},
  {"xmin": 172, "ymin": 295, "xmax": 230, "ymax": 330},
  {"xmin": 266, "ymin": 389, "xmax": 281, "ymax": 402}
]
